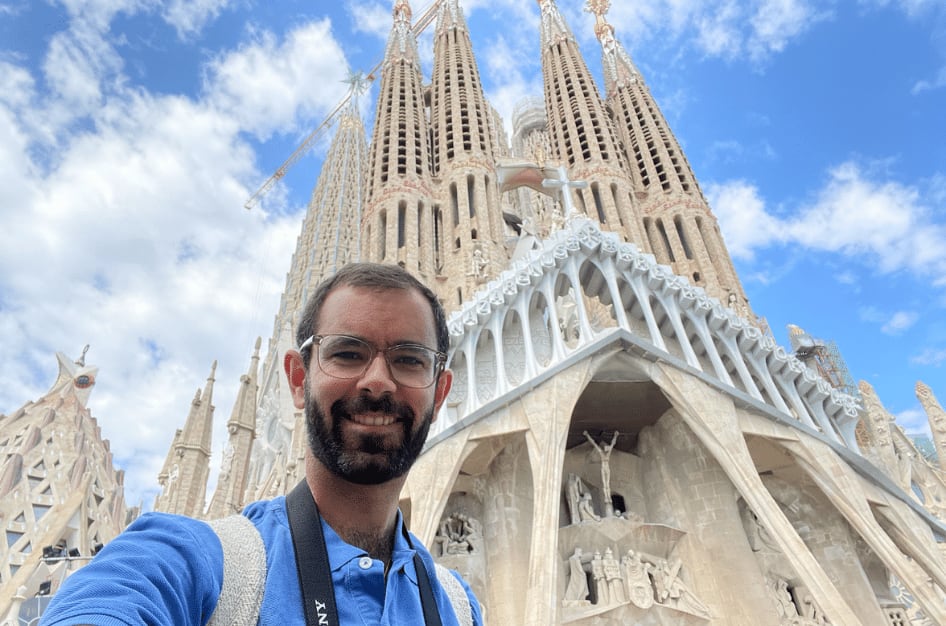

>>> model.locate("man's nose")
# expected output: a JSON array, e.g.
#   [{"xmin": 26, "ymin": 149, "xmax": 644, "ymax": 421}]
[{"xmin": 358, "ymin": 352, "xmax": 398, "ymax": 394}]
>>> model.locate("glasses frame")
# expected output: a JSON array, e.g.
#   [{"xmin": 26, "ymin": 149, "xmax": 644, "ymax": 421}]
[{"xmin": 298, "ymin": 334, "xmax": 447, "ymax": 389}]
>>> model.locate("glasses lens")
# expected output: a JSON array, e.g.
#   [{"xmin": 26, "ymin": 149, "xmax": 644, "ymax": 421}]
[
  {"xmin": 387, "ymin": 345, "xmax": 437, "ymax": 388},
  {"xmin": 317, "ymin": 335, "xmax": 373, "ymax": 378}
]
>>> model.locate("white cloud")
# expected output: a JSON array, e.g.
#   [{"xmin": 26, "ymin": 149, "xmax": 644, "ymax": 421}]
[
  {"xmin": 705, "ymin": 179, "xmax": 786, "ymax": 259},
  {"xmin": 601, "ymin": 0, "xmax": 827, "ymax": 62},
  {"xmin": 709, "ymin": 162, "xmax": 946, "ymax": 286},
  {"xmin": 0, "ymin": 11, "xmax": 355, "ymax": 507},
  {"xmin": 912, "ymin": 348, "xmax": 946, "ymax": 366},
  {"xmin": 349, "ymin": 1, "xmax": 391, "ymax": 41},
  {"xmin": 205, "ymin": 19, "xmax": 351, "ymax": 141},
  {"xmin": 163, "ymin": 0, "xmax": 235, "ymax": 38},
  {"xmin": 895, "ymin": 407, "xmax": 931, "ymax": 433},
  {"xmin": 881, "ymin": 311, "xmax": 919, "ymax": 335}
]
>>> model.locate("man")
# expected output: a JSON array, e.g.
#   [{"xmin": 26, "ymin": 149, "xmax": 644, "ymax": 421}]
[{"xmin": 41, "ymin": 263, "xmax": 482, "ymax": 625}]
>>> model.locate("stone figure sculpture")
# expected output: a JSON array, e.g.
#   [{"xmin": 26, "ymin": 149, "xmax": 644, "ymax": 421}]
[
  {"xmin": 653, "ymin": 557, "xmax": 711, "ymax": 618},
  {"xmin": 584, "ymin": 430, "xmax": 619, "ymax": 517},
  {"xmin": 565, "ymin": 473, "xmax": 585, "ymax": 525},
  {"xmin": 434, "ymin": 512, "xmax": 484, "ymax": 557},
  {"xmin": 621, "ymin": 549, "xmax": 655, "ymax": 609},
  {"xmin": 591, "ymin": 551, "xmax": 609, "ymax": 605},
  {"xmin": 602, "ymin": 548, "xmax": 626, "ymax": 604},
  {"xmin": 563, "ymin": 547, "xmax": 591, "ymax": 607},
  {"xmin": 578, "ymin": 491, "xmax": 600, "ymax": 522}
]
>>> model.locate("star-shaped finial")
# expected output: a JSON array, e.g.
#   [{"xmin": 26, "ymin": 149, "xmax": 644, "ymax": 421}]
[{"xmin": 342, "ymin": 69, "xmax": 370, "ymax": 98}]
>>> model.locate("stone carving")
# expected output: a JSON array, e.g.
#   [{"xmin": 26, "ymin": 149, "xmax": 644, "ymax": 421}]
[
  {"xmin": 565, "ymin": 473, "xmax": 585, "ymax": 525},
  {"xmin": 591, "ymin": 550, "xmax": 609, "ymax": 605},
  {"xmin": 584, "ymin": 430, "xmax": 619, "ymax": 517},
  {"xmin": 470, "ymin": 248, "xmax": 489, "ymax": 280},
  {"xmin": 764, "ymin": 574, "xmax": 833, "ymax": 625},
  {"xmin": 622, "ymin": 549, "xmax": 655, "ymax": 609},
  {"xmin": 564, "ymin": 547, "xmax": 591, "ymax": 606},
  {"xmin": 434, "ymin": 512, "xmax": 484, "ymax": 556},
  {"xmin": 603, "ymin": 547, "xmax": 626, "ymax": 604},
  {"xmin": 653, "ymin": 557, "xmax": 711, "ymax": 618},
  {"xmin": 741, "ymin": 504, "xmax": 781, "ymax": 553},
  {"xmin": 562, "ymin": 545, "xmax": 710, "ymax": 618},
  {"xmin": 578, "ymin": 491, "xmax": 600, "ymax": 522},
  {"xmin": 767, "ymin": 574, "xmax": 797, "ymax": 620}
]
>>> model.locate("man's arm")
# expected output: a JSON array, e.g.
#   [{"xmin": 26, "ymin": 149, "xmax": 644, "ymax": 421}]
[{"xmin": 39, "ymin": 513, "xmax": 224, "ymax": 626}]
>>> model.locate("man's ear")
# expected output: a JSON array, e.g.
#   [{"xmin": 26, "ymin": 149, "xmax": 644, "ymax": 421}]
[
  {"xmin": 284, "ymin": 350, "xmax": 307, "ymax": 410},
  {"xmin": 431, "ymin": 369, "xmax": 453, "ymax": 423}
]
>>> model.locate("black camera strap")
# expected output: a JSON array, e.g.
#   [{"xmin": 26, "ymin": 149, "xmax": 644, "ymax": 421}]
[{"xmin": 286, "ymin": 479, "xmax": 443, "ymax": 626}]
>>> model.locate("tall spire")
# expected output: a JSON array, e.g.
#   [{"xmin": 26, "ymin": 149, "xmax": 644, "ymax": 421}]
[
  {"xmin": 429, "ymin": 0, "xmax": 505, "ymax": 305},
  {"xmin": 536, "ymin": 0, "xmax": 646, "ymax": 245},
  {"xmin": 917, "ymin": 381, "xmax": 946, "ymax": 472},
  {"xmin": 154, "ymin": 361, "xmax": 215, "ymax": 518},
  {"xmin": 206, "ymin": 339, "xmax": 261, "ymax": 519},
  {"xmin": 365, "ymin": 0, "xmax": 436, "ymax": 282},
  {"xmin": 588, "ymin": 1, "xmax": 752, "ymax": 313}
]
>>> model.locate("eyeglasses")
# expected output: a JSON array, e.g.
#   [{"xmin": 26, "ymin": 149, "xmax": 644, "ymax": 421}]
[{"xmin": 299, "ymin": 334, "xmax": 447, "ymax": 389}]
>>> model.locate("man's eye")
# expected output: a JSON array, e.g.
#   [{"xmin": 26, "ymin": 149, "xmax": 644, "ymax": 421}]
[
  {"xmin": 391, "ymin": 351, "xmax": 430, "ymax": 369},
  {"xmin": 331, "ymin": 350, "xmax": 367, "ymax": 362}
]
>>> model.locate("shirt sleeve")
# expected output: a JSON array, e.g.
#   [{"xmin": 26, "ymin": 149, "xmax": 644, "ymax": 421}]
[{"xmin": 39, "ymin": 512, "xmax": 224, "ymax": 626}]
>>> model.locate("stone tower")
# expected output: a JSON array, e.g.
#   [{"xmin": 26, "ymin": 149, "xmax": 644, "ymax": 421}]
[
  {"xmin": 206, "ymin": 337, "xmax": 261, "ymax": 519},
  {"xmin": 536, "ymin": 0, "xmax": 646, "ymax": 246},
  {"xmin": 429, "ymin": 0, "xmax": 505, "ymax": 305},
  {"xmin": 588, "ymin": 1, "xmax": 750, "ymax": 311},
  {"xmin": 364, "ymin": 0, "xmax": 438, "ymax": 284},
  {"xmin": 153, "ymin": 362, "xmax": 216, "ymax": 517}
]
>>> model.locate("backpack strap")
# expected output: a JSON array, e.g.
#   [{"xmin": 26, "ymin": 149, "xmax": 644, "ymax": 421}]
[
  {"xmin": 205, "ymin": 511, "xmax": 472, "ymax": 626},
  {"xmin": 206, "ymin": 515, "xmax": 267, "ymax": 626},
  {"xmin": 434, "ymin": 564, "xmax": 473, "ymax": 626}
]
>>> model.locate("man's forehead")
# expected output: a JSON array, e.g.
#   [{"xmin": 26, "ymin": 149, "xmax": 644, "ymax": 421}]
[{"xmin": 317, "ymin": 284, "xmax": 435, "ymax": 338}]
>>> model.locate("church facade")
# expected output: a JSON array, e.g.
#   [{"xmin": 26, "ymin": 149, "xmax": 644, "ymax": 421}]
[{"xmin": 3, "ymin": 1, "xmax": 946, "ymax": 624}]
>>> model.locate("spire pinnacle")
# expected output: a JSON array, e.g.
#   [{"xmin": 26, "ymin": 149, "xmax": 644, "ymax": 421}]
[{"xmin": 587, "ymin": 0, "xmax": 640, "ymax": 94}]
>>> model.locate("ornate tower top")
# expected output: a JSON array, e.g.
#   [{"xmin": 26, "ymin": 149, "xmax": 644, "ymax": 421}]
[
  {"xmin": 437, "ymin": 0, "xmax": 465, "ymax": 29},
  {"xmin": 385, "ymin": 0, "xmax": 419, "ymax": 63},
  {"xmin": 586, "ymin": 1, "xmax": 640, "ymax": 94},
  {"xmin": 537, "ymin": 0, "xmax": 574, "ymax": 45}
]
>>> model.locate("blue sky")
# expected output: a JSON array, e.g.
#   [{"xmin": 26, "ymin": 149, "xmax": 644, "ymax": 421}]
[{"xmin": 1, "ymin": 0, "xmax": 944, "ymax": 507}]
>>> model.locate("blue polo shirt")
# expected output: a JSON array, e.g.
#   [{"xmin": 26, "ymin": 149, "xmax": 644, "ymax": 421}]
[{"xmin": 40, "ymin": 497, "xmax": 482, "ymax": 625}]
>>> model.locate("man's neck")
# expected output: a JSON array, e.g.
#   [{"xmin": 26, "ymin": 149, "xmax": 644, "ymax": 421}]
[{"xmin": 305, "ymin": 458, "xmax": 405, "ymax": 563}]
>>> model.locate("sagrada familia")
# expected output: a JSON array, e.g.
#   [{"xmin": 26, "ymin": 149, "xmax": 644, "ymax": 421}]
[{"xmin": 3, "ymin": 1, "xmax": 946, "ymax": 624}]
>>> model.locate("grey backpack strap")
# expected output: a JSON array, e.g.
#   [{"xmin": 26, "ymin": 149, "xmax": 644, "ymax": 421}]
[
  {"xmin": 207, "ymin": 515, "xmax": 267, "ymax": 626},
  {"xmin": 434, "ymin": 564, "xmax": 473, "ymax": 626}
]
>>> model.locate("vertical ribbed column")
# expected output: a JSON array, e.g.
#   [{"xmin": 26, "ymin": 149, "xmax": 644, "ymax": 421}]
[{"xmin": 430, "ymin": 0, "xmax": 504, "ymax": 305}]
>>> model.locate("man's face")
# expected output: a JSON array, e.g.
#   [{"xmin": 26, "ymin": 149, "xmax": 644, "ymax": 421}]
[{"xmin": 291, "ymin": 285, "xmax": 451, "ymax": 485}]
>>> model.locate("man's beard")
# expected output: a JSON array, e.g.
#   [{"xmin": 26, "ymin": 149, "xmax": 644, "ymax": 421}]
[{"xmin": 304, "ymin": 383, "xmax": 434, "ymax": 485}]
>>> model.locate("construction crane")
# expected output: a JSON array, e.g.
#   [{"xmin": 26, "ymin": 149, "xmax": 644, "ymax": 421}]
[
  {"xmin": 787, "ymin": 324, "xmax": 857, "ymax": 397},
  {"xmin": 244, "ymin": 0, "xmax": 444, "ymax": 211}
]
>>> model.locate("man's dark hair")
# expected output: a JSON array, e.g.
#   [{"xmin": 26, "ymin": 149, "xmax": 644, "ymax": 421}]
[{"xmin": 295, "ymin": 262, "xmax": 449, "ymax": 368}]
